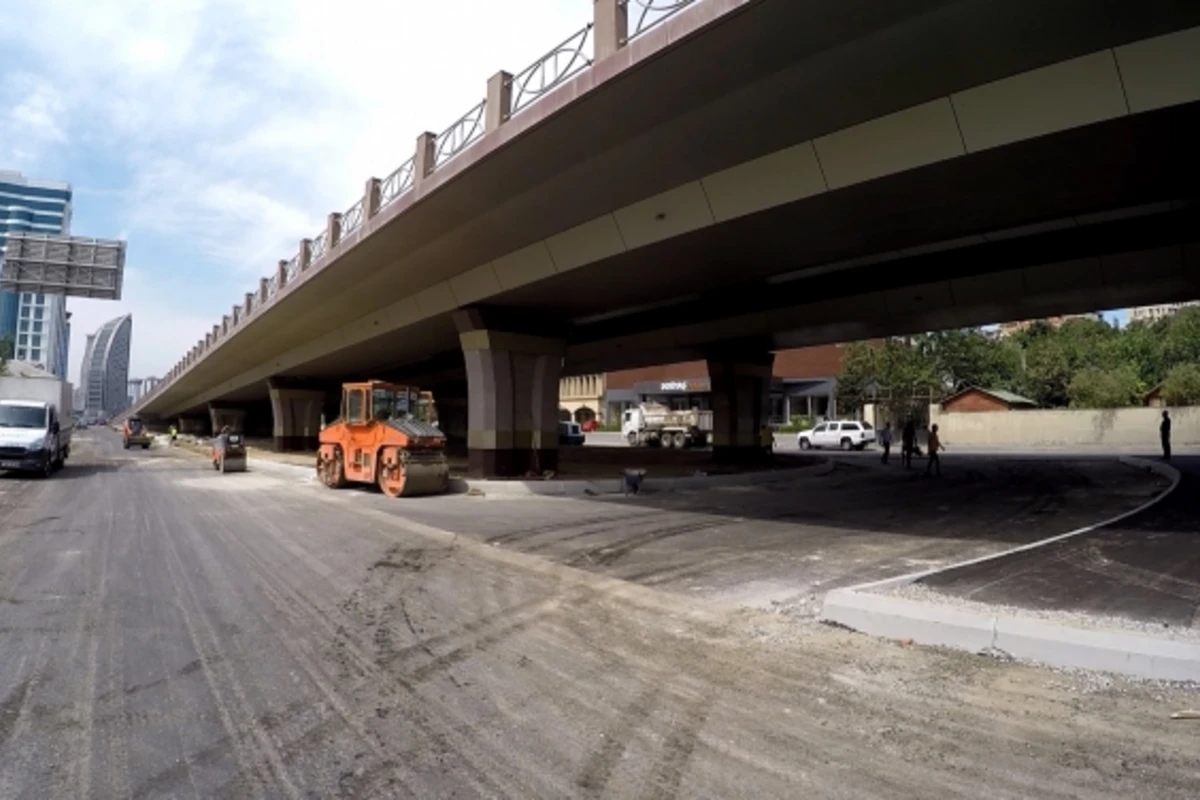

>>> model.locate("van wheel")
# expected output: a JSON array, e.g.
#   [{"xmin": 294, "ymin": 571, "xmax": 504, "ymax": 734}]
[
  {"xmin": 799, "ymin": 438, "xmax": 811, "ymax": 450},
  {"xmin": 626, "ymin": 432, "xmax": 638, "ymax": 447},
  {"xmin": 841, "ymin": 437, "xmax": 853, "ymax": 451}
]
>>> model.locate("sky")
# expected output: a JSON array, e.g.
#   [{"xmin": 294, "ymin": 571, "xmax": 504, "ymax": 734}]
[{"xmin": 0, "ymin": 0, "xmax": 586, "ymax": 381}]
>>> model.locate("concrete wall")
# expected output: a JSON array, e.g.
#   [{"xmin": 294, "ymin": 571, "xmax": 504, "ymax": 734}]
[{"xmin": 930, "ymin": 404, "xmax": 1198, "ymax": 447}]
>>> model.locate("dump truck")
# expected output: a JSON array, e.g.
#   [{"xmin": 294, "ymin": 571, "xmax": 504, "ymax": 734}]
[
  {"xmin": 0, "ymin": 361, "xmax": 73, "ymax": 476},
  {"xmin": 122, "ymin": 415, "xmax": 153, "ymax": 449},
  {"xmin": 621, "ymin": 402, "xmax": 712, "ymax": 448},
  {"xmin": 317, "ymin": 381, "xmax": 450, "ymax": 497}
]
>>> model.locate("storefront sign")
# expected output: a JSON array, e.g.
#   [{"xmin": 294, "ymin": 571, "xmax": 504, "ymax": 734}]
[{"xmin": 634, "ymin": 379, "xmax": 711, "ymax": 395}]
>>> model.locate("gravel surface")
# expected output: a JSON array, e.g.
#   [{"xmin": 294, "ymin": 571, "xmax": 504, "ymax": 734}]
[
  {"xmin": 350, "ymin": 457, "xmax": 1168, "ymax": 613},
  {"xmin": 0, "ymin": 432, "xmax": 1196, "ymax": 798}
]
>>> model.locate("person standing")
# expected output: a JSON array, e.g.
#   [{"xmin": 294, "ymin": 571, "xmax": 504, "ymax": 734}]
[
  {"xmin": 901, "ymin": 419, "xmax": 916, "ymax": 469},
  {"xmin": 1161, "ymin": 409, "xmax": 1172, "ymax": 461},
  {"xmin": 925, "ymin": 423, "xmax": 944, "ymax": 477},
  {"xmin": 879, "ymin": 421, "xmax": 893, "ymax": 464}
]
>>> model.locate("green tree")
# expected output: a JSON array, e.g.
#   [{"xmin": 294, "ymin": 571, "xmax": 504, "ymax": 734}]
[
  {"xmin": 1161, "ymin": 307, "xmax": 1200, "ymax": 370},
  {"xmin": 1068, "ymin": 365, "xmax": 1143, "ymax": 409},
  {"xmin": 836, "ymin": 341, "xmax": 878, "ymax": 413},
  {"xmin": 1114, "ymin": 320, "xmax": 1167, "ymax": 387},
  {"xmin": 1161, "ymin": 362, "xmax": 1200, "ymax": 406},
  {"xmin": 1021, "ymin": 335, "xmax": 1073, "ymax": 406},
  {"xmin": 918, "ymin": 329, "xmax": 1023, "ymax": 393},
  {"xmin": 837, "ymin": 338, "xmax": 941, "ymax": 421}
]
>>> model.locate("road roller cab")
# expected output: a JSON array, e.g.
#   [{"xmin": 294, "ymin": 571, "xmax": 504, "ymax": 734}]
[{"xmin": 317, "ymin": 381, "xmax": 450, "ymax": 497}]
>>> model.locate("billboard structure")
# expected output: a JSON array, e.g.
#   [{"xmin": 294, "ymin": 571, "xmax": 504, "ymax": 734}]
[{"xmin": 0, "ymin": 233, "xmax": 126, "ymax": 300}]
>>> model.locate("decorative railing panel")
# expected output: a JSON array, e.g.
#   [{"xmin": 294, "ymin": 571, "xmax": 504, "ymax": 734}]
[
  {"xmin": 380, "ymin": 158, "xmax": 415, "ymax": 209},
  {"xmin": 310, "ymin": 229, "xmax": 329, "ymax": 263},
  {"xmin": 266, "ymin": 274, "xmax": 279, "ymax": 299},
  {"xmin": 342, "ymin": 198, "xmax": 365, "ymax": 238},
  {"xmin": 623, "ymin": 0, "xmax": 695, "ymax": 41},
  {"xmin": 434, "ymin": 100, "xmax": 487, "ymax": 168},
  {"xmin": 510, "ymin": 25, "xmax": 594, "ymax": 116},
  {"xmin": 285, "ymin": 253, "xmax": 300, "ymax": 283}
]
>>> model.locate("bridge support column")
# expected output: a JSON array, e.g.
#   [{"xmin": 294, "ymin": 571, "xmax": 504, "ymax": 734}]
[
  {"xmin": 431, "ymin": 379, "xmax": 468, "ymax": 458},
  {"xmin": 268, "ymin": 380, "xmax": 325, "ymax": 452},
  {"xmin": 455, "ymin": 309, "xmax": 564, "ymax": 478},
  {"xmin": 177, "ymin": 416, "xmax": 206, "ymax": 436},
  {"xmin": 208, "ymin": 404, "xmax": 246, "ymax": 433},
  {"xmin": 707, "ymin": 347, "xmax": 773, "ymax": 466}
]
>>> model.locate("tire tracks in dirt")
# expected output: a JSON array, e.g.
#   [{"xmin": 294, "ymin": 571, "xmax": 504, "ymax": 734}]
[{"xmin": 150, "ymin": 498, "xmax": 301, "ymax": 799}]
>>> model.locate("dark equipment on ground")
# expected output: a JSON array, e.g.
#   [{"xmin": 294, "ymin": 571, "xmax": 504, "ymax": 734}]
[
  {"xmin": 211, "ymin": 431, "xmax": 248, "ymax": 473},
  {"xmin": 317, "ymin": 381, "xmax": 450, "ymax": 498},
  {"xmin": 122, "ymin": 416, "xmax": 152, "ymax": 449}
]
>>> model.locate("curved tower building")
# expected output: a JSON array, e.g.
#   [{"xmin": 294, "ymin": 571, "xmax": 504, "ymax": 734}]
[{"xmin": 80, "ymin": 314, "xmax": 132, "ymax": 417}]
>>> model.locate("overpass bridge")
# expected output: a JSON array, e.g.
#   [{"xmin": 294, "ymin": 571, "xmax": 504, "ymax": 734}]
[{"xmin": 133, "ymin": 0, "xmax": 1200, "ymax": 475}]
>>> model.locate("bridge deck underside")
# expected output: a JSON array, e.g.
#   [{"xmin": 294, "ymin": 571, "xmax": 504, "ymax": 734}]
[{"xmin": 144, "ymin": 0, "xmax": 1200, "ymax": 414}]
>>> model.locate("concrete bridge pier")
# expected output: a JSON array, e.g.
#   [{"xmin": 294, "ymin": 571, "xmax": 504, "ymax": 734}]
[
  {"xmin": 707, "ymin": 347, "xmax": 773, "ymax": 466},
  {"xmin": 208, "ymin": 404, "xmax": 246, "ymax": 433},
  {"xmin": 430, "ymin": 379, "xmax": 468, "ymax": 458},
  {"xmin": 455, "ymin": 308, "xmax": 563, "ymax": 478},
  {"xmin": 177, "ymin": 416, "xmax": 207, "ymax": 437},
  {"xmin": 268, "ymin": 379, "xmax": 326, "ymax": 452}
]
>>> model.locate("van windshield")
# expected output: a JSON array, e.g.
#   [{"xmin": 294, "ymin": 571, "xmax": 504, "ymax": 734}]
[{"xmin": 0, "ymin": 405, "xmax": 48, "ymax": 429}]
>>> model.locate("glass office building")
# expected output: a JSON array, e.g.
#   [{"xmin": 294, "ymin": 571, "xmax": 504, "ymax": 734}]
[{"xmin": 0, "ymin": 170, "xmax": 73, "ymax": 378}]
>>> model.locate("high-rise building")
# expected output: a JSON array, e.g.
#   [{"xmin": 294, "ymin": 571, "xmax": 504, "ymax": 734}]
[
  {"xmin": 0, "ymin": 170, "xmax": 73, "ymax": 379},
  {"xmin": 79, "ymin": 314, "xmax": 132, "ymax": 418},
  {"xmin": 1128, "ymin": 301, "xmax": 1200, "ymax": 324}
]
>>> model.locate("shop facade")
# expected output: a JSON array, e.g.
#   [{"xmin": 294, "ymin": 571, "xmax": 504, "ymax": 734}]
[{"xmin": 604, "ymin": 345, "xmax": 850, "ymax": 426}]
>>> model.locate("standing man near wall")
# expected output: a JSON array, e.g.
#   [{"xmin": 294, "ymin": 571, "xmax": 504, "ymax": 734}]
[
  {"xmin": 901, "ymin": 419, "xmax": 916, "ymax": 469},
  {"xmin": 1161, "ymin": 410, "xmax": 1172, "ymax": 461},
  {"xmin": 879, "ymin": 421, "xmax": 893, "ymax": 464}
]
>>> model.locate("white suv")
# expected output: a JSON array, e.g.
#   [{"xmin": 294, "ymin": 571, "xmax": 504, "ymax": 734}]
[{"xmin": 796, "ymin": 420, "xmax": 875, "ymax": 451}]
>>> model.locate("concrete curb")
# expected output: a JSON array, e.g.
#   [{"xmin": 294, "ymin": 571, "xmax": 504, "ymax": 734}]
[
  {"xmin": 461, "ymin": 458, "xmax": 835, "ymax": 497},
  {"xmin": 820, "ymin": 456, "xmax": 1192, "ymax": 680}
]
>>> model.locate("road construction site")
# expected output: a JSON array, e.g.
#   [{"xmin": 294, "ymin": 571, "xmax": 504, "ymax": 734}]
[{"xmin": 0, "ymin": 429, "xmax": 1197, "ymax": 798}]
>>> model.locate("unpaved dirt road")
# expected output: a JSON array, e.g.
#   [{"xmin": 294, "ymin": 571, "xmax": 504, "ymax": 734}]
[{"xmin": 0, "ymin": 431, "xmax": 1197, "ymax": 798}]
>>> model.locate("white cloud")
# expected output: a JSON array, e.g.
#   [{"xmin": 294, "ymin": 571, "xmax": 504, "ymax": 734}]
[
  {"xmin": 0, "ymin": 73, "xmax": 68, "ymax": 167},
  {"xmin": 3, "ymin": 0, "xmax": 589, "ymax": 377}
]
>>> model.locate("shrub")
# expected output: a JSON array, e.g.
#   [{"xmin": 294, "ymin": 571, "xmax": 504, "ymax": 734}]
[
  {"xmin": 1067, "ymin": 365, "xmax": 1142, "ymax": 409},
  {"xmin": 1161, "ymin": 362, "xmax": 1200, "ymax": 406}
]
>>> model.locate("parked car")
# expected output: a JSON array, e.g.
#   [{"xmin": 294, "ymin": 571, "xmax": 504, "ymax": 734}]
[
  {"xmin": 581, "ymin": 418, "xmax": 600, "ymax": 433},
  {"xmin": 796, "ymin": 420, "xmax": 875, "ymax": 451},
  {"xmin": 559, "ymin": 420, "xmax": 586, "ymax": 446}
]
